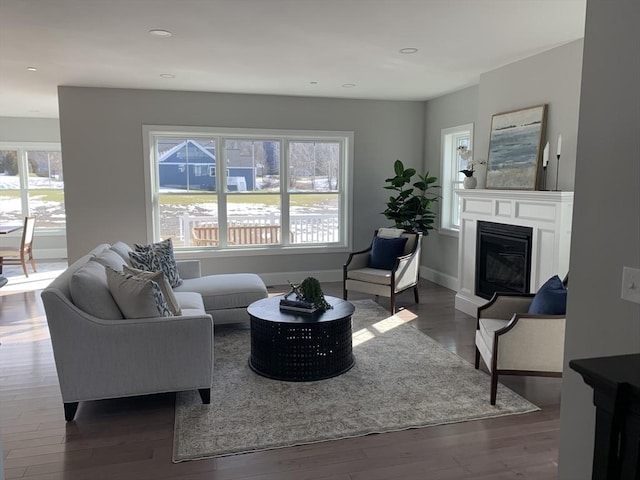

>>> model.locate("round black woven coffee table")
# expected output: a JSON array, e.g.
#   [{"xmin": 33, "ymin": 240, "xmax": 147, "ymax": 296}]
[{"xmin": 248, "ymin": 295, "xmax": 355, "ymax": 381}]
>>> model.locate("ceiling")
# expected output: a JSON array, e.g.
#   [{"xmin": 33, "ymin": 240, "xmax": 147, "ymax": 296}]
[{"xmin": 0, "ymin": 0, "xmax": 586, "ymax": 119}]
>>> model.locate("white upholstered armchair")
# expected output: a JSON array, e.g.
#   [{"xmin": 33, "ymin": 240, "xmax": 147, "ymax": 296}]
[
  {"xmin": 474, "ymin": 288, "xmax": 566, "ymax": 405},
  {"xmin": 343, "ymin": 230, "xmax": 421, "ymax": 313}
]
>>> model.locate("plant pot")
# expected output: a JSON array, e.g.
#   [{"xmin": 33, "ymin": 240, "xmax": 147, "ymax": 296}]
[{"xmin": 463, "ymin": 176, "xmax": 477, "ymax": 189}]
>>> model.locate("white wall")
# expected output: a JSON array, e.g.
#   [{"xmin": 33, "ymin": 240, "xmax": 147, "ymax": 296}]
[
  {"xmin": 58, "ymin": 88, "xmax": 425, "ymax": 275},
  {"xmin": 0, "ymin": 117, "xmax": 60, "ymax": 143},
  {"xmin": 422, "ymin": 40, "xmax": 584, "ymax": 283},
  {"xmin": 557, "ymin": 1, "xmax": 640, "ymax": 478}
]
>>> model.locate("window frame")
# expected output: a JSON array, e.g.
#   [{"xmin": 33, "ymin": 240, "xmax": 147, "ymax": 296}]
[
  {"xmin": 439, "ymin": 124, "xmax": 473, "ymax": 236},
  {"xmin": 142, "ymin": 125, "xmax": 354, "ymax": 256},
  {"xmin": 0, "ymin": 141, "xmax": 65, "ymax": 234}
]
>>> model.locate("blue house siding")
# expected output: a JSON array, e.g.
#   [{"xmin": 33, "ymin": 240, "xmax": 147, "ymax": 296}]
[{"xmin": 158, "ymin": 140, "xmax": 255, "ymax": 191}]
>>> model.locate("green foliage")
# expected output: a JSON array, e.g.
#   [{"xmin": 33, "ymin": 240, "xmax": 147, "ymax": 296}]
[
  {"xmin": 28, "ymin": 157, "xmax": 39, "ymax": 175},
  {"xmin": 299, "ymin": 277, "xmax": 332, "ymax": 312},
  {"xmin": 382, "ymin": 159, "xmax": 440, "ymax": 234},
  {"xmin": 2, "ymin": 151, "xmax": 18, "ymax": 175}
]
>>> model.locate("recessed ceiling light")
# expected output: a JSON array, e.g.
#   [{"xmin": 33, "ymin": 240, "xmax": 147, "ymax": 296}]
[
  {"xmin": 160, "ymin": 73, "xmax": 175, "ymax": 78},
  {"xmin": 26, "ymin": 66, "xmax": 38, "ymax": 72},
  {"xmin": 399, "ymin": 48, "xmax": 419, "ymax": 54},
  {"xmin": 342, "ymin": 83, "xmax": 356, "ymax": 88},
  {"xmin": 149, "ymin": 29, "xmax": 172, "ymax": 37}
]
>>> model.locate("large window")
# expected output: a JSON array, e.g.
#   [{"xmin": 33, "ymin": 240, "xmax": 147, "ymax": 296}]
[
  {"xmin": 440, "ymin": 124, "xmax": 473, "ymax": 233},
  {"xmin": 0, "ymin": 143, "xmax": 65, "ymax": 230},
  {"xmin": 144, "ymin": 127, "xmax": 352, "ymax": 251}
]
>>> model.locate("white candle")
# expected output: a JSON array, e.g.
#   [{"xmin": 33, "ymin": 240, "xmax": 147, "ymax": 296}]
[
  {"xmin": 556, "ymin": 134, "xmax": 562, "ymax": 156},
  {"xmin": 543, "ymin": 142, "xmax": 549, "ymax": 167}
]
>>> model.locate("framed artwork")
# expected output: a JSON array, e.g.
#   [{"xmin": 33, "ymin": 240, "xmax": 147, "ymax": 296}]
[{"xmin": 485, "ymin": 104, "xmax": 548, "ymax": 190}]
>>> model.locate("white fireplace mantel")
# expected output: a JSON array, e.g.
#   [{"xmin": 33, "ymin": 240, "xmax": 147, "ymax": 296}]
[{"xmin": 455, "ymin": 189, "xmax": 574, "ymax": 316}]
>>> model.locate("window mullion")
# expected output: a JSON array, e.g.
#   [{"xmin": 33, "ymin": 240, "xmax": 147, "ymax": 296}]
[
  {"xmin": 217, "ymin": 137, "xmax": 228, "ymax": 247},
  {"xmin": 19, "ymin": 148, "xmax": 30, "ymax": 215},
  {"xmin": 281, "ymin": 138, "xmax": 290, "ymax": 245}
]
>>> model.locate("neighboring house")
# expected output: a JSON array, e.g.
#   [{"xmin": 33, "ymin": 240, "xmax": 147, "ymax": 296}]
[{"xmin": 158, "ymin": 139, "xmax": 255, "ymax": 191}]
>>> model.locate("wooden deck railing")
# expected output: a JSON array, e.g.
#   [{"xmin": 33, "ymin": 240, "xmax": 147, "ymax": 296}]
[
  {"xmin": 179, "ymin": 214, "xmax": 340, "ymax": 247},
  {"xmin": 192, "ymin": 225, "xmax": 281, "ymax": 246}
]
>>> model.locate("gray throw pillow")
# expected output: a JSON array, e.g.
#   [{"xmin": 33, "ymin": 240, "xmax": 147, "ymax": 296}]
[
  {"xmin": 105, "ymin": 266, "xmax": 173, "ymax": 319},
  {"xmin": 123, "ymin": 265, "xmax": 182, "ymax": 315},
  {"xmin": 91, "ymin": 248, "xmax": 127, "ymax": 270},
  {"xmin": 110, "ymin": 241, "xmax": 134, "ymax": 265},
  {"xmin": 70, "ymin": 261, "xmax": 124, "ymax": 319}
]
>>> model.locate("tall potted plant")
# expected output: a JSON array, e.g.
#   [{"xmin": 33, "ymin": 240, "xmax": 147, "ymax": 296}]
[{"xmin": 382, "ymin": 159, "xmax": 439, "ymax": 234}]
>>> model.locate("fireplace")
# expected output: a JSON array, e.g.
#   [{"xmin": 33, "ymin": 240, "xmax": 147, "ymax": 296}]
[
  {"xmin": 475, "ymin": 221, "xmax": 533, "ymax": 300},
  {"xmin": 455, "ymin": 190, "xmax": 573, "ymax": 316}
]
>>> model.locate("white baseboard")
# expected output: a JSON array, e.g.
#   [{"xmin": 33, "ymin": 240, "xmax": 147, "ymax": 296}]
[
  {"xmin": 454, "ymin": 292, "xmax": 484, "ymax": 317},
  {"xmin": 34, "ymin": 248, "xmax": 67, "ymax": 260},
  {"xmin": 259, "ymin": 269, "xmax": 343, "ymax": 288},
  {"xmin": 419, "ymin": 266, "xmax": 459, "ymax": 292},
  {"xmin": 260, "ymin": 268, "xmax": 458, "ymax": 292}
]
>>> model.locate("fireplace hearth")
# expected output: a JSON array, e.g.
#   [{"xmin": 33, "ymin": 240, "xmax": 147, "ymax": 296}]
[{"xmin": 475, "ymin": 221, "xmax": 533, "ymax": 300}]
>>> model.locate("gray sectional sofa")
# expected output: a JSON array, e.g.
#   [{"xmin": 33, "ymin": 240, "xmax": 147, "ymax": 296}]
[{"xmin": 41, "ymin": 242, "xmax": 268, "ymax": 421}]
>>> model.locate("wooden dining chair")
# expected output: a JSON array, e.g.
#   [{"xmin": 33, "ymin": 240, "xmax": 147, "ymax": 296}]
[{"xmin": 0, "ymin": 216, "xmax": 37, "ymax": 277}]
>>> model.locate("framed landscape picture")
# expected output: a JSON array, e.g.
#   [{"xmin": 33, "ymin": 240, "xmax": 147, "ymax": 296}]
[{"xmin": 485, "ymin": 104, "xmax": 548, "ymax": 190}]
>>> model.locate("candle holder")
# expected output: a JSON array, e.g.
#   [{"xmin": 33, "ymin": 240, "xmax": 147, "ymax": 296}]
[
  {"xmin": 555, "ymin": 154, "xmax": 561, "ymax": 191},
  {"xmin": 542, "ymin": 165, "xmax": 548, "ymax": 190}
]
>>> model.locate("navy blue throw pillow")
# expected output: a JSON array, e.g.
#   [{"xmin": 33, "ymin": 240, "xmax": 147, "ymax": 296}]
[
  {"xmin": 369, "ymin": 236, "xmax": 408, "ymax": 270},
  {"xmin": 528, "ymin": 275, "xmax": 567, "ymax": 315}
]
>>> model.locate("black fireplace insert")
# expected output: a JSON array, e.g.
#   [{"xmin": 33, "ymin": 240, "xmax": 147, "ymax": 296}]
[{"xmin": 475, "ymin": 221, "xmax": 533, "ymax": 300}]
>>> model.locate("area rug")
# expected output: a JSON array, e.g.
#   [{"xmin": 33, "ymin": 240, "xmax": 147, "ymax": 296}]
[{"xmin": 173, "ymin": 299, "xmax": 539, "ymax": 462}]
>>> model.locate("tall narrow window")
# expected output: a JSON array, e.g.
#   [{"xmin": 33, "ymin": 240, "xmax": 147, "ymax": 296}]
[
  {"xmin": 440, "ymin": 124, "xmax": 473, "ymax": 233},
  {"xmin": 0, "ymin": 143, "xmax": 65, "ymax": 230}
]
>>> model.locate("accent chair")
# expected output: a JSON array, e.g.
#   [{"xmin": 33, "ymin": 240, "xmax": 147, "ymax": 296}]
[
  {"xmin": 343, "ymin": 229, "xmax": 421, "ymax": 313},
  {"xmin": 474, "ymin": 275, "xmax": 568, "ymax": 405},
  {"xmin": 0, "ymin": 216, "xmax": 37, "ymax": 277}
]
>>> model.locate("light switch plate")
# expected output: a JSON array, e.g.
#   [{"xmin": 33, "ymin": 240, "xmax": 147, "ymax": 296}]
[{"xmin": 621, "ymin": 266, "xmax": 640, "ymax": 304}]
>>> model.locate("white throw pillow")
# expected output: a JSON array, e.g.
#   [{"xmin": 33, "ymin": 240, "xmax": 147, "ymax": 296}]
[
  {"xmin": 123, "ymin": 265, "xmax": 182, "ymax": 316},
  {"xmin": 105, "ymin": 267, "xmax": 173, "ymax": 319},
  {"xmin": 377, "ymin": 227, "xmax": 405, "ymax": 238}
]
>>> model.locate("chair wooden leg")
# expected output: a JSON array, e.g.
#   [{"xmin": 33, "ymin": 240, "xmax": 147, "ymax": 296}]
[
  {"xmin": 390, "ymin": 292, "xmax": 396, "ymax": 314},
  {"xmin": 490, "ymin": 371, "xmax": 499, "ymax": 405},
  {"xmin": 199, "ymin": 388, "xmax": 211, "ymax": 404},
  {"xmin": 64, "ymin": 402, "xmax": 79, "ymax": 422},
  {"xmin": 21, "ymin": 259, "xmax": 29, "ymax": 277},
  {"xmin": 413, "ymin": 286, "xmax": 419, "ymax": 304},
  {"xmin": 474, "ymin": 347, "xmax": 480, "ymax": 369}
]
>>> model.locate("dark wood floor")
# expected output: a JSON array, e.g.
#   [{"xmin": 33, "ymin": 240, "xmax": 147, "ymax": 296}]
[{"xmin": 0, "ymin": 274, "xmax": 562, "ymax": 480}]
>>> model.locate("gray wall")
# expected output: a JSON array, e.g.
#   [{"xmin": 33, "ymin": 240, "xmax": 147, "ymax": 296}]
[
  {"xmin": 423, "ymin": 85, "xmax": 479, "ymax": 281},
  {"xmin": 422, "ymin": 40, "xmax": 584, "ymax": 283},
  {"xmin": 58, "ymin": 88, "xmax": 425, "ymax": 274},
  {"xmin": 558, "ymin": 1, "xmax": 640, "ymax": 478},
  {"xmin": 476, "ymin": 40, "xmax": 583, "ymax": 191}
]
